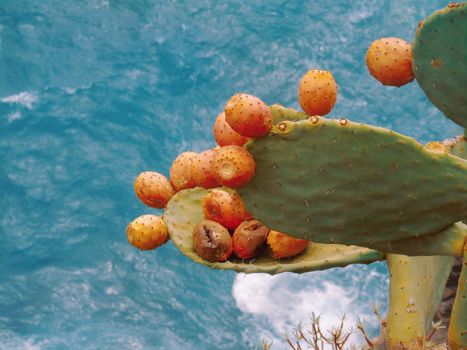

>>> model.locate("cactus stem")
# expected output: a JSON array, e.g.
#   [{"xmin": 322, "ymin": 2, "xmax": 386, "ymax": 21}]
[{"xmin": 447, "ymin": 241, "xmax": 467, "ymax": 349}]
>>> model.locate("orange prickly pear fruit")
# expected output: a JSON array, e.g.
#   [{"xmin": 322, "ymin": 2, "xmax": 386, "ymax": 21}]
[
  {"xmin": 170, "ymin": 151, "xmax": 197, "ymax": 191},
  {"xmin": 192, "ymin": 149, "xmax": 219, "ymax": 189},
  {"xmin": 213, "ymin": 112, "xmax": 250, "ymax": 147},
  {"xmin": 366, "ymin": 37, "xmax": 414, "ymax": 87},
  {"xmin": 134, "ymin": 171, "xmax": 174, "ymax": 208},
  {"xmin": 298, "ymin": 69, "xmax": 338, "ymax": 116},
  {"xmin": 192, "ymin": 220, "xmax": 233, "ymax": 262},
  {"xmin": 214, "ymin": 145, "xmax": 255, "ymax": 188},
  {"xmin": 126, "ymin": 214, "xmax": 169, "ymax": 251},
  {"xmin": 224, "ymin": 93, "xmax": 272, "ymax": 138},
  {"xmin": 232, "ymin": 219, "xmax": 269, "ymax": 259},
  {"xmin": 267, "ymin": 230, "xmax": 309, "ymax": 259},
  {"xmin": 202, "ymin": 189, "xmax": 252, "ymax": 230}
]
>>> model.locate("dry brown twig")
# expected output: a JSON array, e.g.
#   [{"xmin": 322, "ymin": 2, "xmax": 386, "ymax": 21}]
[
  {"xmin": 371, "ymin": 304, "xmax": 386, "ymax": 329},
  {"xmin": 355, "ymin": 317, "xmax": 373, "ymax": 349},
  {"xmin": 282, "ymin": 313, "xmax": 354, "ymax": 350}
]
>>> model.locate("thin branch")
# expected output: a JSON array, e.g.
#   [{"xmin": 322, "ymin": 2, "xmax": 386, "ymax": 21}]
[{"xmin": 356, "ymin": 317, "xmax": 374, "ymax": 348}]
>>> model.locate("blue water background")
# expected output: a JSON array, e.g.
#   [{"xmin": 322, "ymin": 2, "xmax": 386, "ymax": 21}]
[{"xmin": 0, "ymin": 1, "xmax": 461, "ymax": 349}]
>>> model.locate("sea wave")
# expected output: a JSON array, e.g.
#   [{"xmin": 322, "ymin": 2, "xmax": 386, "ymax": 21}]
[
  {"xmin": 7, "ymin": 111, "xmax": 21, "ymax": 122},
  {"xmin": 1, "ymin": 91, "xmax": 38, "ymax": 109},
  {"xmin": 233, "ymin": 264, "xmax": 388, "ymax": 349}
]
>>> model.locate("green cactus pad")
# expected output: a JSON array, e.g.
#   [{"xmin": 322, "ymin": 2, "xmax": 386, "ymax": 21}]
[
  {"xmin": 163, "ymin": 187, "xmax": 383, "ymax": 274},
  {"xmin": 446, "ymin": 131, "xmax": 467, "ymax": 349},
  {"xmin": 366, "ymin": 222, "xmax": 466, "ymax": 257},
  {"xmin": 386, "ymin": 254, "xmax": 455, "ymax": 349},
  {"xmin": 238, "ymin": 106, "xmax": 467, "ymax": 248},
  {"xmin": 412, "ymin": 3, "xmax": 467, "ymax": 128}
]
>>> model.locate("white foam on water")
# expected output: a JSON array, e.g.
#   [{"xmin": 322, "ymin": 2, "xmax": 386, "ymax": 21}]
[
  {"xmin": 62, "ymin": 83, "xmax": 93, "ymax": 95},
  {"xmin": 65, "ymin": 87, "xmax": 77, "ymax": 94},
  {"xmin": 1, "ymin": 91, "xmax": 38, "ymax": 109},
  {"xmin": 232, "ymin": 272, "xmax": 375, "ymax": 349},
  {"xmin": 105, "ymin": 286, "xmax": 119, "ymax": 295},
  {"xmin": 8, "ymin": 111, "xmax": 21, "ymax": 122},
  {"xmin": 93, "ymin": 0, "xmax": 109, "ymax": 10},
  {"xmin": 0, "ymin": 331, "xmax": 45, "ymax": 350}
]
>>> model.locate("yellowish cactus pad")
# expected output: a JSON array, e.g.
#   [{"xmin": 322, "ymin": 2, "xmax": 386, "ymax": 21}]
[{"xmin": 163, "ymin": 188, "xmax": 383, "ymax": 274}]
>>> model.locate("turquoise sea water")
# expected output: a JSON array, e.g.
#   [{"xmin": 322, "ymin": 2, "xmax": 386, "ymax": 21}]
[{"xmin": 0, "ymin": 1, "xmax": 461, "ymax": 349}]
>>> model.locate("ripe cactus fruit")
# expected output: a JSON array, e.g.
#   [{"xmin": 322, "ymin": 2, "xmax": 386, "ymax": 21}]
[
  {"xmin": 163, "ymin": 188, "xmax": 383, "ymax": 274},
  {"xmin": 366, "ymin": 37, "xmax": 414, "ymax": 87},
  {"xmin": 192, "ymin": 220, "xmax": 233, "ymax": 262},
  {"xmin": 134, "ymin": 171, "xmax": 174, "ymax": 208},
  {"xmin": 202, "ymin": 189, "xmax": 251, "ymax": 230},
  {"xmin": 232, "ymin": 219, "xmax": 269, "ymax": 259},
  {"xmin": 297, "ymin": 69, "xmax": 338, "ymax": 116},
  {"xmin": 224, "ymin": 93, "xmax": 273, "ymax": 138},
  {"xmin": 267, "ymin": 230, "xmax": 309, "ymax": 259},
  {"xmin": 192, "ymin": 149, "xmax": 219, "ymax": 189},
  {"xmin": 214, "ymin": 145, "xmax": 255, "ymax": 188},
  {"xmin": 213, "ymin": 112, "xmax": 250, "ymax": 147},
  {"xmin": 126, "ymin": 214, "xmax": 169, "ymax": 251},
  {"xmin": 412, "ymin": 3, "xmax": 467, "ymax": 128},
  {"xmin": 170, "ymin": 151, "xmax": 197, "ymax": 191},
  {"xmin": 238, "ymin": 105, "xmax": 467, "ymax": 250}
]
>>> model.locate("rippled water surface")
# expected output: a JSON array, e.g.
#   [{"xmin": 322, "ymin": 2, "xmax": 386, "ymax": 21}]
[{"xmin": 0, "ymin": 1, "xmax": 460, "ymax": 349}]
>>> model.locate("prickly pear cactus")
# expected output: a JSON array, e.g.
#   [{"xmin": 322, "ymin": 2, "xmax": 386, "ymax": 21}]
[
  {"xmin": 126, "ymin": 4, "xmax": 467, "ymax": 349},
  {"xmin": 237, "ymin": 106, "xmax": 467, "ymax": 252},
  {"xmin": 366, "ymin": 222, "xmax": 466, "ymax": 257},
  {"xmin": 163, "ymin": 187, "xmax": 383, "ymax": 274},
  {"xmin": 386, "ymin": 254, "xmax": 455, "ymax": 349},
  {"xmin": 444, "ymin": 132, "xmax": 467, "ymax": 348},
  {"xmin": 448, "ymin": 244, "xmax": 467, "ymax": 349},
  {"xmin": 412, "ymin": 3, "xmax": 467, "ymax": 128},
  {"xmin": 444, "ymin": 134, "xmax": 467, "ymax": 160}
]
